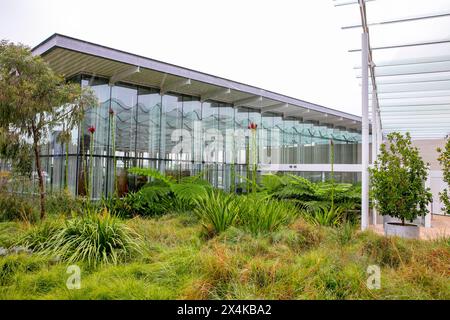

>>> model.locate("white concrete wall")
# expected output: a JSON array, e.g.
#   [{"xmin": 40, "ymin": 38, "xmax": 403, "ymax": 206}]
[
  {"xmin": 412, "ymin": 139, "xmax": 447, "ymax": 215},
  {"xmin": 412, "ymin": 139, "xmax": 446, "ymax": 171}
]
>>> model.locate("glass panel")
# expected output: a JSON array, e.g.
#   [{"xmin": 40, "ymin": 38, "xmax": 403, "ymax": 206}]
[
  {"xmin": 234, "ymin": 107, "xmax": 249, "ymax": 165},
  {"xmin": 202, "ymin": 101, "xmax": 220, "ymax": 186},
  {"xmin": 182, "ymin": 96, "xmax": 201, "ymax": 164},
  {"xmin": 219, "ymin": 103, "xmax": 235, "ymax": 191},
  {"xmin": 136, "ymin": 87, "xmax": 161, "ymax": 160},
  {"xmin": 110, "ymin": 84, "xmax": 138, "ymax": 196},
  {"xmin": 161, "ymin": 94, "xmax": 182, "ymax": 163},
  {"xmin": 80, "ymin": 76, "xmax": 110, "ymax": 198}
]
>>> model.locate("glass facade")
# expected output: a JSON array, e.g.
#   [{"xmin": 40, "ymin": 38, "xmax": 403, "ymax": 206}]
[{"xmin": 40, "ymin": 75, "xmax": 362, "ymax": 198}]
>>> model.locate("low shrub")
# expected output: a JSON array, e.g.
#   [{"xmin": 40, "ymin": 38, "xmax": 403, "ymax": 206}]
[
  {"xmin": 0, "ymin": 193, "xmax": 37, "ymax": 223},
  {"xmin": 360, "ymin": 234, "xmax": 412, "ymax": 268},
  {"xmin": 45, "ymin": 191, "xmax": 84, "ymax": 216},
  {"xmin": 0, "ymin": 222, "xmax": 22, "ymax": 247},
  {"xmin": 17, "ymin": 219, "xmax": 63, "ymax": 252},
  {"xmin": 281, "ymin": 219, "xmax": 323, "ymax": 251},
  {"xmin": 18, "ymin": 208, "xmax": 143, "ymax": 267}
]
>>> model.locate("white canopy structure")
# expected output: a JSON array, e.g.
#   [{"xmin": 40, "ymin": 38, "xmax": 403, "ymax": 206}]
[{"xmin": 335, "ymin": 0, "xmax": 450, "ymax": 229}]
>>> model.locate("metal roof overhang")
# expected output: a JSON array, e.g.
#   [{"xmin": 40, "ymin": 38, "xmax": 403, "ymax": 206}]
[
  {"xmin": 336, "ymin": 0, "xmax": 450, "ymax": 139},
  {"xmin": 32, "ymin": 34, "xmax": 362, "ymax": 132}
]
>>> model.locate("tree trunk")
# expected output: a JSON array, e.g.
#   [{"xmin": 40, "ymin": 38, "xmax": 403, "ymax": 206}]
[{"xmin": 33, "ymin": 140, "xmax": 46, "ymax": 220}]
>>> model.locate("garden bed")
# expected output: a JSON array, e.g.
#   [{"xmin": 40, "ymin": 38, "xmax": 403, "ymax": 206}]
[{"xmin": 0, "ymin": 213, "xmax": 449, "ymax": 300}]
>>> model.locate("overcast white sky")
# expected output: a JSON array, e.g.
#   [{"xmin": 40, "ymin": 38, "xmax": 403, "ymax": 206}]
[{"xmin": 0, "ymin": 0, "xmax": 362, "ymax": 115}]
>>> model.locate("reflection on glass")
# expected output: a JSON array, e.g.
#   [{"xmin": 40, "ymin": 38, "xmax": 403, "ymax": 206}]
[{"xmin": 42, "ymin": 75, "xmax": 362, "ymax": 198}]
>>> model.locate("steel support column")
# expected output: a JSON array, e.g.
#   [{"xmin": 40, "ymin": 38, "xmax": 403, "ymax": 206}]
[
  {"xmin": 371, "ymin": 90, "xmax": 378, "ymax": 225},
  {"xmin": 361, "ymin": 32, "xmax": 370, "ymax": 231}
]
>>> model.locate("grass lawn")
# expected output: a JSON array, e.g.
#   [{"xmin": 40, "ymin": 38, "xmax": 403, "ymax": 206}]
[{"xmin": 0, "ymin": 213, "xmax": 449, "ymax": 300}]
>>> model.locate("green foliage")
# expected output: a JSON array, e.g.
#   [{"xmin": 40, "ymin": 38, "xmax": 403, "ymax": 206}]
[
  {"xmin": 0, "ymin": 193, "xmax": 37, "ymax": 223},
  {"xmin": 259, "ymin": 174, "xmax": 361, "ymax": 225},
  {"xmin": 193, "ymin": 190, "xmax": 239, "ymax": 236},
  {"xmin": 360, "ymin": 234, "xmax": 412, "ymax": 268},
  {"xmin": 265, "ymin": 174, "xmax": 317, "ymax": 200},
  {"xmin": 369, "ymin": 132, "xmax": 432, "ymax": 224},
  {"xmin": 437, "ymin": 138, "xmax": 450, "ymax": 215},
  {"xmin": 0, "ymin": 129, "xmax": 32, "ymax": 177},
  {"xmin": 128, "ymin": 167, "xmax": 174, "ymax": 185},
  {"xmin": 0, "ymin": 40, "xmax": 98, "ymax": 219},
  {"xmin": 302, "ymin": 205, "xmax": 345, "ymax": 227},
  {"xmin": 0, "ymin": 254, "xmax": 51, "ymax": 287},
  {"xmin": 17, "ymin": 219, "xmax": 63, "ymax": 252},
  {"xmin": 18, "ymin": 209, "xmax": 143, "ymax": 267},
  {"xmin": 113, "ymin": 167, "xmax": 212, "ymax": 217},
  {"xmin": 237, "ymin": 196, "xmax": 298, "ymax": 235},
  {"xmin": 45, "ymin": 191, "xmax": 84, "ymax": 216},
  {"xmin": 1, "ymin": 213, "xmax": 449, "ymax": 299},
  {"xmin": 193, "ymin": 191, "xmax": 298, "ymax": 236},
  {"xmin": 332, "ymin": 221, "xmax": 356, "ymax": 246},
  {"xmin": 261, "ymin": 174, "xmax": 361, "ymax": 205}
]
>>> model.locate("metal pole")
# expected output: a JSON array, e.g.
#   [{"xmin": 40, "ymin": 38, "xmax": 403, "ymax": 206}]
[
  {"xmin": 361, "ymin": 32, "xmax": 370, "ymax": 231},
  {"xmin": 377, "ymin": 111, "xmax": 382, "ymax": 151},
  {"xmin": 371, "ymin": 90, "xmax": 378, "ymax": 225}
]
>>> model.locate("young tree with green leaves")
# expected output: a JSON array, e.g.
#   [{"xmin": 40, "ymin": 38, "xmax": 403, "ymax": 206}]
[
  {"xmin": 0, "ymin": 40, "xmax": 97, "ymax": 219},
  {"xmin": 369, "ymin": 132, "xmax": 432, "ymax": 225},
  {"xmin": 437, "ymin": 138, "xmax": 450, "ymax": 215}
]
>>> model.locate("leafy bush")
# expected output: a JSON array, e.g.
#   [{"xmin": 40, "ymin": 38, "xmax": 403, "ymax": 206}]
[
  {"xmin": 193, "ymin": 190, "xmax": 239, "ymax": 237},
  {"xmin": 45, "ymin": 190, "xmax": 84, "ymax": 216},
  {"xmin": 437, "ymin": 138, "xmax": 450, "ymax": 215},
  {"xmin": 19, "ymin": 209, "xmax": 143, "ymax": 267},
  {"xmin": 237, "ymin": 196, "xmax": 298, "ymax": 235},
  {"xmin": 119, "ymin": 167, "xmax": 211, "ymax": 216},
  {"xmin": 0, "ymin": 193, "xmax": 37, "ymax": 223},
  {"xmin": 369, "ymin": 132, "xmax": 432, "ymax": 224},
  {"xmin": 263, "ymin": 174, "xmax": 317, "ymax": 201},
  {"xmin": 260, "ymin": 174, "xmax": 361, "ymax": 219}
]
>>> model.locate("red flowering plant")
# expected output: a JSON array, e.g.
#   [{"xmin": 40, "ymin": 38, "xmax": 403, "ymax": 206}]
[
  {"xmin": 248, "ymin": 122, "xmax": 258, "ymax": 130},
  {"xmin": 88, "ymin": 125, "xmax": 96, "ymax": 134}
]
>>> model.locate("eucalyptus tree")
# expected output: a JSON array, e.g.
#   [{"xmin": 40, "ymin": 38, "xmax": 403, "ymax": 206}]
[{"xmin": 0, "ymin": 40, "xmax": 97, "ymax": 219}]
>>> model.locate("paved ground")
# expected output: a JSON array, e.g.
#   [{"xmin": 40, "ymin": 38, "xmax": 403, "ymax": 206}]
[{"xmin": 369, "ymin": 214, "xmax": 450, "ymax": 240}]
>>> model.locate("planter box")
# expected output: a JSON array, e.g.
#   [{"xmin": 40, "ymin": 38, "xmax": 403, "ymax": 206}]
[
  {"xmin": 384, "ymin": 222, "xmax": 420, "ymax": 239},
  {"xmin": 383, "ymin": 215, "xmax": 423, "ymax": 226}
]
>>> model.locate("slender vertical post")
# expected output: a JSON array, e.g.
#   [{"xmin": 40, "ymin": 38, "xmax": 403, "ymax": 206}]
[
  {"xmin": 377, "ymin": 112, "xmax": 382, "ymax": 153},
  {"xmin": 361, "ymin": 32, "xmax": 370, "ymax": 231},
  {"xmin": 371, "ymin": 90, "xmax": 378, "ymax": 225}
]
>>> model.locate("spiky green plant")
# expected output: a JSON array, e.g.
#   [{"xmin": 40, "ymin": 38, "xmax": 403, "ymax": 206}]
[
  {"xmin": 20, "ymin": 208, "xmax": 143, "ymax": 267},
  {"xmin": 193, "ymin": 190, "xmax": 239, "ymax": 236},
  {"xmin": 237, "ymin": 196, "xmax": 297, "ymax": 235},
  {"xmin": 17, "ymin": 219, "xmax": 63, "ymax": 251},
  {"xmin": 303, "ymin": 205, "xmax": 344, "ymax": 227}
]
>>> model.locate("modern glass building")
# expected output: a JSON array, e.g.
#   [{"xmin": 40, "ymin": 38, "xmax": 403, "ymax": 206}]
[{"xmin": 32, "ymin": 34, "xmax": 364, "ymax": 198}]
